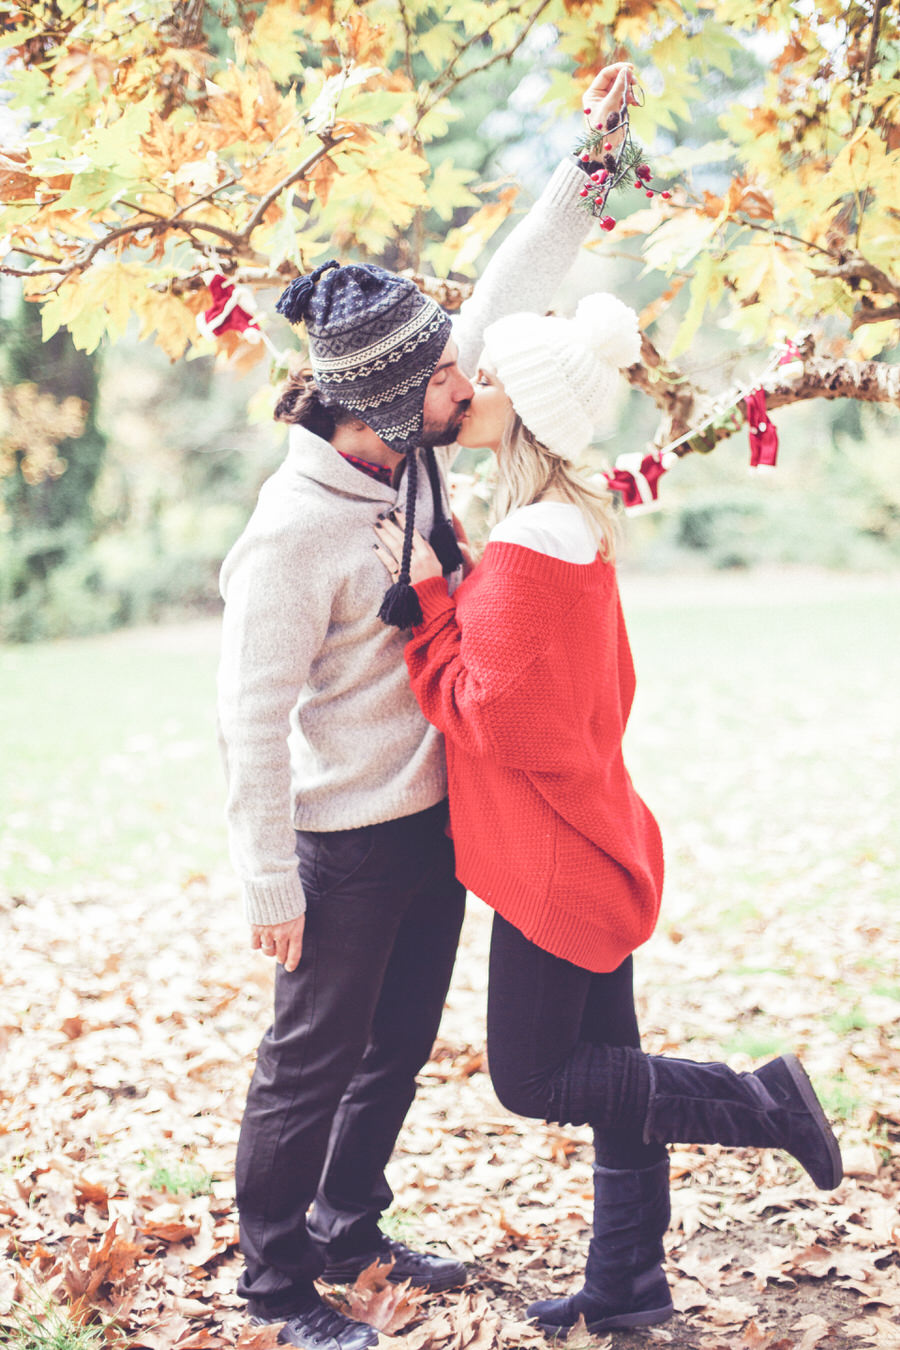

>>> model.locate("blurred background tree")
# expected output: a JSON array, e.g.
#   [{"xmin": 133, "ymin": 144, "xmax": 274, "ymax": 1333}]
[{"xmin": 0, "ymin": 0, "xmax": 898, "ymax": 640}]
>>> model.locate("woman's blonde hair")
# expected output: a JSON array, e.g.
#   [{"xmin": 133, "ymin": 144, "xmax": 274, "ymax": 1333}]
[{"xmin": 492, "ymin": 412, "xmax": 617, "ymax": 559}]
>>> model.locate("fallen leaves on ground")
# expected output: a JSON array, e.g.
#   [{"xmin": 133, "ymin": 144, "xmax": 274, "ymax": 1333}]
[
  {"xmin": 1, "ymin": 876, "xmax": 897, "ymax": 1350},
  {"xmin": 2, "ymin": 591, "xmax": 899, "ymax": 1349}
]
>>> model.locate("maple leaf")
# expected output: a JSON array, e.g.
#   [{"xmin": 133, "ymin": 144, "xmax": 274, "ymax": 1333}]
[
  {"xmin": 74, "ymin": 1177, "xmax": 111, "ymax": 1212},
  {"xmin": 341, "ymin": 1261, "xmax": 426, "ymax": 1333},
  {"xmin": 341, "ymin": 10, "xmax": 389, "ymax": 66},
  {"xmin": 62, "ymin": 1220, "xmax": 145, "ymax": 1303},
  {"xmin": 725, "ymin": 175, "xmax": 776, "ymax": 221},
  {"xmin": 0, "ymin": 151, "xmax": 39, "ymax": 202}
]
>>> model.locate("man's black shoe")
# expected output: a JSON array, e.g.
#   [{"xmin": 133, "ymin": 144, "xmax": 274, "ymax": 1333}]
[
  {"xmin": 321, "ymin": 1236, "xmax": 467, "ymax": 1292},
  {"xmin": 250, "ymin": 1294, "xmax": 378, "ymax": 1350}
]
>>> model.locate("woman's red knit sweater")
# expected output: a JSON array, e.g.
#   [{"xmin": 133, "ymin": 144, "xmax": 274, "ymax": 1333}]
[{"xmin": 407, "ymin": 541, "xmax": 663, "ymax": 973}]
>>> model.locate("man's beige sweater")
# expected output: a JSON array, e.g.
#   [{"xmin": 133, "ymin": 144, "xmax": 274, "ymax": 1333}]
[{"xmin": 217, "ymin": 158, "xmax": 593, "ymax": 926}]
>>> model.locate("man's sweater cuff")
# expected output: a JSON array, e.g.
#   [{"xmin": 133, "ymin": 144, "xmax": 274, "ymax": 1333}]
[
  {"xmin": 243, "ymin": 871, "xmax": 307, "ymax": 926},
  {"xmin": 413, "ymin": 575, "xmax": 454, "ymax": 628}
]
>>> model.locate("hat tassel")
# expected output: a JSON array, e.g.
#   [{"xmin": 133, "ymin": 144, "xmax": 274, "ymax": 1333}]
[{"xmin": 275, "ymin": 259, "xmax": 340, "ymax": 323}]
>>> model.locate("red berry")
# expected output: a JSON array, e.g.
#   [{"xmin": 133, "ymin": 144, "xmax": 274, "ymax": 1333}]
[
  {"xmin": 598, "ymin": 169, "xmax": 609, "ymax": 184},
  {"xmin": 646, "ymin": 190, "xmax": 654, "ymax": 197},
  {"xmin": 590, "ymin": 172, "xmax": 600, "ymax": 182},
  {"xmin": 604, "ymin": 141, "xmax": 613, "ymax": 151},
  {"xmin": 580, "ymin": 151, "xmax": 591, "ymax": 162},
  {"xmin": 633, "ymin": 180, "xmax": 642, "ymax": 188},
  {"xmin": 579, "ymin": 186, "xmax": 590, "ymax": 197},
  {"xmin": 661, "ymin": 190, "xmax": 672, "ymax": 199},
  {"xmin": 583, "ymin": 108, "xmax": 591, "ymax": 116},
  {"xmin": 600, "ymin": 215, "xmax": 616, "ymax": 231}
]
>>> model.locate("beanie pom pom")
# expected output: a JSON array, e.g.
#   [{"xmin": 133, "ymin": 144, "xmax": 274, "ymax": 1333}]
[
  {"xmin": 573, "ymin": 293, "xmax": 641, "ymax": 369},
  {"xmin": 378, "ymin": 579, "xmax": 424, "ymax": 629},
  {"xmin": 276, "ymin": 259, "xmax": 340, "ymax": 324}
]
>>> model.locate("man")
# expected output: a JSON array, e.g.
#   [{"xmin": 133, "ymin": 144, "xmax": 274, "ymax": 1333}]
[{"xmin": 217, "ymin": 64, "xmax": 636, "ymax": 1350}]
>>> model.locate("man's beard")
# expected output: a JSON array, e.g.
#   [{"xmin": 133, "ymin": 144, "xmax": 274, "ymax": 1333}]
[{"xmin": 420, "ymin": 403, "xmax": 470, "ymax": 447}]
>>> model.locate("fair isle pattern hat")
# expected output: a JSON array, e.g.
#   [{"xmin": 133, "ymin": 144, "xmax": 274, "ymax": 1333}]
[
  {"xmin": 276, "ymin": 260, "xmax": 452, "ymax": 455},
  {"xmin": 481, "ymin": 293, "xmax": 642, "ymax": 458}
]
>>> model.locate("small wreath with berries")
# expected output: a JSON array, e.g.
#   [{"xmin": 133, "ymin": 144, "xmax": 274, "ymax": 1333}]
[{"xmin": 575, "ymin": 101, "xmax": 671, "ymax": 232}]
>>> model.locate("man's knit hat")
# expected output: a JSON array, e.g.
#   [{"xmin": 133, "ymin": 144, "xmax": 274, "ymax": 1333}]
[
  {"xmin": 276, "ymin": 260, "xmax": 462, "ymax": 628},
  {"xmin": 481, "ymin": 293, "xmax": 642, "ymax": 457},
  {"xmin": 276, "ymin": 260, "xmax": 452, "ymax": 455}
]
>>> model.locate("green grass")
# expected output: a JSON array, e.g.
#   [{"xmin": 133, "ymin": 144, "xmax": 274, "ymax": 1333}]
[
  {"xmin": 0, "ymin": 1299, "xmax": 123, "ymax": 1350},
  {"xmin": 620, "ymin": 577, "xmax": 900, "ymax": 932},
  {"xmin": 721, "ymin": 1032, "xmax": 793, "ymax": 1061},
  {"xmin": 136, "ymin": 1151, "xmax": 215, "ymax": 1197},
  {"xmin": 826, "ymin": 1007, "xmax": 872, "ymax": 1035},
  {"xmin": 814, "ymin": 1073, "xmax": 866, "ymax": 1122},
  {"xmin": 0, "ymin": 622, "xmax": 226, "ymax": 893},
  {"xmin": 2, "ymin": 578, "xmax": 899, "ymax": 939},
  {"xmin": 380, "ymin": 1204, "xmax": 426, "ymax": 1244}
]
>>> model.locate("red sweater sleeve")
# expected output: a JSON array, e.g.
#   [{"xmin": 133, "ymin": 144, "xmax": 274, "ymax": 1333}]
[{"xmin": 405, "ymin": 568, "xmax": 588, "ymax": 771}]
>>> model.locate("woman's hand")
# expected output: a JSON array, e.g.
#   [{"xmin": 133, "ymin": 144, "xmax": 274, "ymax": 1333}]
[
  {"xmin": 374, "ymin": 512, "xmax": 443, "ymax": 586},
  {"xmin": 582, "ymin": 63, "xmax": 641, "ymax": 150}
]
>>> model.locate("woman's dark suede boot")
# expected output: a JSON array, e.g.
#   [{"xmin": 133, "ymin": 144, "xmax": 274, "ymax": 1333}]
[
  {"xmin": 644, "ymin": 1052, "xmax": 842, "ymax": 1190},
  {"xmin": 526, "ymin": 1158, "xmax": 674, "ymax": 1338}
]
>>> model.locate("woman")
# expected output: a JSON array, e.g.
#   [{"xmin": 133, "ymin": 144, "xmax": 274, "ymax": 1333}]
[{"xmin": 373, "ymin": 294, "xmax": 843, "ymax": 1337}]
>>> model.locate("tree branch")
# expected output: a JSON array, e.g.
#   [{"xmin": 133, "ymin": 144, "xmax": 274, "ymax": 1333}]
[
  {"xmin": 626, "ymin": 335, "xmax": 900, "ymax": 459},
  {"xmin": 239, "ymin": 132, "xmax": 350, "ymax": 239},
  {"xmin": 812, "ymin": 251, "xmax": 900, "ymax": 301},
  {"xmin": 851, "ymin": 302, "xmax": 900, "ymax": 331},
  {"xmin": 863, "ymin": 0, "xmax": 888, "ymax": 89},
  {"xmin": 417, "ymin": 0, "xmax": 554, "ymax": 124},
  {"xmin": 1, "ymin": 134, "xmax": 352, "ymax": 289}
]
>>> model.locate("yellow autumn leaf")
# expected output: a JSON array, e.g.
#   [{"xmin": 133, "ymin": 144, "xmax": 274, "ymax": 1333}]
[
  {"xmin": 427, "ymin": 187, "xmax": 519, "ymax": 278},
  {"xmin": 325, "ymin": 141, "xmax": 429, "ymax": 220},
  {"xmin": 134, "ymin": 289, "xmax": 201, "ymax": 361},
  {"xmin": 246, "ymin": 2, "xmax": 307, "ymax": 85},
  {"xmin": 819, "ymin": 130, "xmax": 891, "ymax": 206},
  {"xmin": 82, "ymin": 261, "xmax": 153, "ymax": 337}
]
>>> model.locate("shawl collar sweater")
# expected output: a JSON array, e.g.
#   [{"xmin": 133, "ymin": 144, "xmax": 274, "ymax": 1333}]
[{"xmin": 406, "ymin": 544, "xmax": 664, "ymax": 973}]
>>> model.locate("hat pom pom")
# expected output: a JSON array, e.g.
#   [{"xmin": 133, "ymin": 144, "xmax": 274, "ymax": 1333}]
[
  {"xmin": 276, "ymin": 259, "xmax": 340, "ymax": 324},
  {"xmin": 573, "ymin": 293, "xmax": 642, "ymax": 369}
]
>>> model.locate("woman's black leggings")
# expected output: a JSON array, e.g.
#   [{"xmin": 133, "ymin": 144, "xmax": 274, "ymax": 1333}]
[{"xmin": 486, "ymin": 912, "xmax": 666, "ymax": 1169}]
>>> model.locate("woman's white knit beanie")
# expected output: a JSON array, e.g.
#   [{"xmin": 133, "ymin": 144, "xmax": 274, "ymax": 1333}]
[{"xmin": 482, "ymin": 293, "xmax": 641, "ymax": 457}]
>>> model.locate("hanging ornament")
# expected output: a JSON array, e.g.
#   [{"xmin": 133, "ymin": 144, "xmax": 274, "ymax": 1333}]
[
  {"xmin": 603, "ymin": 450, "xmax": 679, "ymax": 514},
  {"xmin": 775, "ymin": 337, "xmax": 804, "ymax": 378},
  {"xmin": 745, "ymin": 387, "xmax": 779, "ymax": 472},
  {"xmin": 573, "ymin": 92, "xmax": 676, "ymax": 234},
  {"xmin": 197, "ymin": 274, "xmax": 282, "ymax": 358}
]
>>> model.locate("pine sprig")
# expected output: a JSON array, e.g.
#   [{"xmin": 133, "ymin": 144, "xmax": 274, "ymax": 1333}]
[{"xmin": 574, "ymin": 104, "xmax": 671, "ymax": 231}]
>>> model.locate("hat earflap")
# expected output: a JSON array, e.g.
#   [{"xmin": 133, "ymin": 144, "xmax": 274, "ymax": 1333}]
[{"xmin": 378, "ymin": 451, "xmax": 424, "ymax": 629}]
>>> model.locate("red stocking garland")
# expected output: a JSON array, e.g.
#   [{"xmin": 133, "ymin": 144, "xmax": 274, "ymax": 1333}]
[
  {"xmin": 745, "ymin": 387, "xmax": 779, "ymax": 471},
  {"xmin": 197, "ymin": 274, "xmax": 281, "ymax": 358},
  {"xmin": 603, "ymin": 450, "xmax": 678, "ymax": 514}
]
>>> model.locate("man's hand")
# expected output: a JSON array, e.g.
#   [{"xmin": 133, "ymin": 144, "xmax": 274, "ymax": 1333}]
[
  {"xmin": 582, "ymin": 63, "xmax": 641, "ymax": 149},
  {"xmin": 251, "ymin": 916, "xmax": 305, "ymax": 972}
]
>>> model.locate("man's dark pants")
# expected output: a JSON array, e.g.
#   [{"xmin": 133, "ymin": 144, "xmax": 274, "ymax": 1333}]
[{"xmin": 236, "ymin": 800, "xmax": 466, "ymax": 1317}]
